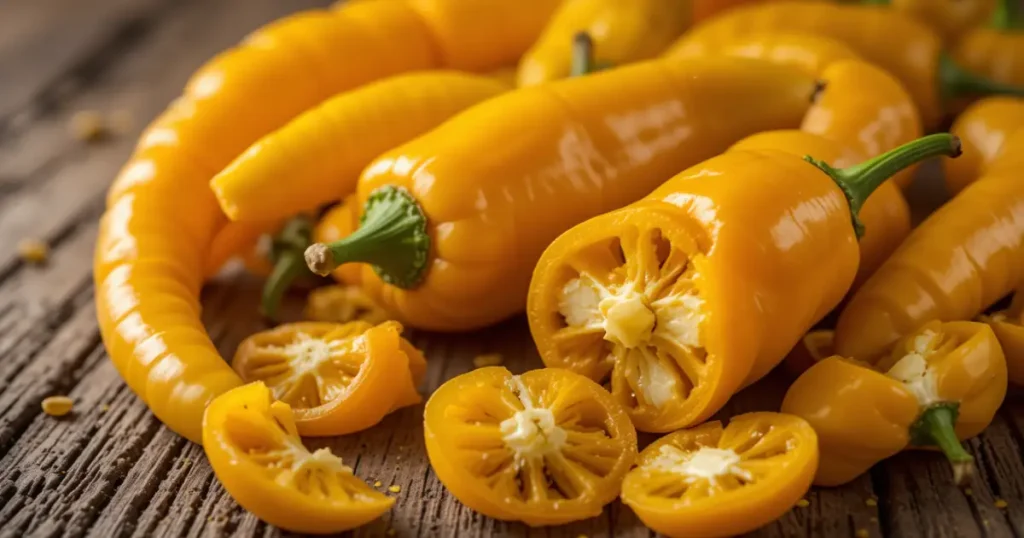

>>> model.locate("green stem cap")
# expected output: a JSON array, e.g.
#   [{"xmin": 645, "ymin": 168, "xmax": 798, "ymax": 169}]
[
  {"xmin": 940, "ymin": 54, "xmax": 1024, "ymax": 101},
  {"xmin": 305, "ymin": 186, "xmax": 429, "ymax": 289},
  {"xmin": 910, "ymin": 403, "xmax": 975, "ymax": 487},
  {"xmin": 261, "ymin": 216, "xmax": 314, "ymax": 320},
  {"xmin": 806, "ymin": 133, "xmax": 962, "ymax": 238}
]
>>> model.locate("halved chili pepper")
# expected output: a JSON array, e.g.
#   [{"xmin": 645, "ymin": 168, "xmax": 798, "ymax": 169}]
[
  {"xmin": 620, "ymin": 412, "xmax": 818, "ymax": 538},
  {"xmin": 944, "ymin": 96, "xmax": 1024, "ymax": 195},
  {"xmin": 526, "ymin": 134, "xmax": 960, "ymax": 432},
  {"xmin": 782, "ymin": 321, "xmax": 1006, "ymax": 487},
  {"xmin": 231, "ymin": 320, "xmax": 423, "ymax": 436},
  {"xmin": 96, "ymin": 0, "xmax": 561, "ymax": 443},
  {"xmin": 303, "ymin": 57, "xmax": 820, "ymax": 332},
  {"xmin": 517, "ymin": 0, "xmax": 692, "ymax": 86},
  {"xmin": 835, "ymin": 126, "xmax": 1024, "ymax": 362},
  {"xmin": 203, "ymin": 381, "xmax": 394, "ymax": 533},
  {"xmin": 423, "ymin": 366, "xmax": 637, "ymax": 526},
  {"xmin": 665, "ymin": 1, "xmax": 1024, "ymax": 128}
]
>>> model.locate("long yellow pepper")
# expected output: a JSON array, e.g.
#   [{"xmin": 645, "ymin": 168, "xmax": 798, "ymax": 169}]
[
  {"xmin": 304, "ymin": 58, "xmax": 819, "ymax": 332},
  {"xmin": 95, "ymin": 0, "xmax": 562, "ymax": 444}
]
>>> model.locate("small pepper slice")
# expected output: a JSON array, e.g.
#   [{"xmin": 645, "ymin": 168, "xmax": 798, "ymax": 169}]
[
  {"xmin": 620, "ymin": 412, "xmax": 818, "ymax": 538},
  {"xmin": 423, "ymin": 366, "xmax": 637, "ymax": 526},
  {"xmin": 232, "ymin": 321, "xmax": 424, "ymax": 436},
  {"xmin": 305, "ymin": 285, "xmax": 390, "ymax": 325},
  {"xmin": 981, "ymin": 291, "xmax": 1024, "ymax": 386},
  {"xmin": 202, "ymin": 381, "xmax": 393, "ymax": 534},
  {"xmin": 782, "ymin": 321, "xmax": 1007, "ymax": 487}
]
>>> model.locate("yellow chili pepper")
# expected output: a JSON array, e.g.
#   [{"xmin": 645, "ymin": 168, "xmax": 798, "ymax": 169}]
[
  {"xmin": 782, "ymin": 321, "xmax": 1006, "ymax": 487},
  {"xmin": 211, "ymin": 72, "xmax": 508, "ymax": 224},
  {"xmin": 96, "ymin": 0, "xmax": 562, "ymax": 443},
  {"xmin": 869, "ymin": 0, "xmax": 996, "ymax": 44},
  {"xmin": 516, "ymin": 0, "xmax": 692, "ymax": 86},
  {"xmin": 302, "ymin": 57, "xmax": 819, "ymax": 332},
  {"xmin": 527, "ymin": 134, "xmax": 959, "ymax": 432},
  {"xmin": 835, "ymin": 127, "xmax": 1024, "ymax": 363},
  {"xmin": 715, "ymin": 32, "xmax": 861, "ymax": 77},
  {"xmin": 665, "ymin": 1, "xmax": 1024, "ymax": 129},
  {"xmin": 945, "ymin": 97, "xmax": 1024, "ymax": 195},
  {"xmin": 953, "ymin": 1, "xmax": 1024, "ymax": 100}
]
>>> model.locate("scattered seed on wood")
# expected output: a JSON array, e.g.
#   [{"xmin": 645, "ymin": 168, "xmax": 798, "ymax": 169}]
[
  {"xmin": 17, "ymin": 239, "xmax": 49, "ymax": 264},
  {"xmin": 42, "ymin": 396, "xmax": 74, "ymax": 417}
]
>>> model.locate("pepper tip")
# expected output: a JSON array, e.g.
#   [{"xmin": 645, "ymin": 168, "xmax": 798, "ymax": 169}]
[
  {"xmin": 949, "ymin": 135, "xmax": 963, "ymax": 159},
  {"xmin": 304, "ymin": 243, "xmax": 334, "ymax": 277}
]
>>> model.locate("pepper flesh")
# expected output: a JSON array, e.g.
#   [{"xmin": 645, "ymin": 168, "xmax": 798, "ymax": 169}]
[
  {"xmin": 211, "ymin": 72, "xmax": 508, "ymax": 223},
  {"xmin": 835, "ymin": 134, "xmax": 1024, "ymax": 362},
  {"xmin": 95, "ymin": 0, "xmax": 563, "ymax": 443},
  {"xmin": 664, "ymin": 1, "xmax": 1017, "ymax": 129},
  {"xmin": 516, "ymin": 0, "xmax": 692, "ymax": 86},
  {"xmin": 310, "ymin": 58, "xmax": 817, "ymax": 332},
  {"xmin": 781, "ymin": 321, "xmax": 1006, "ymax": 486},
  {"xmin": 620, "ymin": 412, "xmax": 818, "ymax": 538}
]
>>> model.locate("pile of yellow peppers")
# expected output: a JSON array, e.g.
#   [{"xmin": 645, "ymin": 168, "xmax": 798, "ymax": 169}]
[{"xmin": 94, "ymin": 0, "xmax": 1024, "ymax": 535}]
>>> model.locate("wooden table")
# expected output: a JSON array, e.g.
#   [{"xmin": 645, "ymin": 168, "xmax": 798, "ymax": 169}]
[{"xmin": 1, "ymin": 1, "xmax": 1023, "ymax": 536}]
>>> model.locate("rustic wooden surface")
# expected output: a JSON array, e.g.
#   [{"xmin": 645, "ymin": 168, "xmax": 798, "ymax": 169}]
[{"xmin": 1, "ymin": 1, "xmax": 1023, "ymax": 537}]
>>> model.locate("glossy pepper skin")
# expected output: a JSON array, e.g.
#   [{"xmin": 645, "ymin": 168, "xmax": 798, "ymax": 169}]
[
  {"xmin": 95, "ymin": 0, "xmax": 562, "ymax": 443},
  {"xmin": 211, "ymin": 72, "xmax": 508, "ymax": 223},
  {"xmin": 782, "ymin": 321, "xmax": 1006, "ymax": 487},
  {"xmin": 516, "ymin": 0, "xmax": 692, "ymax": 86},
  {"xmin": 526, "ymin": 134, "xmax": 958, "ymax": 431},
  {"xmin": 945, "ymin": 97, "xmax": 1024, "ymax": 195},
  {"xmin": 665, "ymin": 1, "xmax": 1024, "ymax": 129},
  {"xmin": 835, "ymin": 133, "xmax": 1024, "ymax": 362},
  {"xmin": 715, "ymin": 32, "xmax": 861, "ymax": 77},
  {"xmin": 733, "ymin": 58, "xmax": 916, "ymax": 288},
  {"xmin": 305, "ymin": 58, "xmax": 819, "ymax": 332}
]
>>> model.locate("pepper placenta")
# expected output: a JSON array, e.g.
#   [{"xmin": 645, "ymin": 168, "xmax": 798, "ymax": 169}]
[
  {"xmin": 96, "ymin": 0, "xmax": 562, "ymax": 443},
  {"xmin": 203, "ymin": 382, "xmax": 394, "ymax": 533},
  {"xmin": 527, "ymin": 134, "xmax": 959, "ymax": 432},
  {"xmin": 665, "ymin": 1, "xmax": 1024, "ymax": 128},
  {"xmin": 834, "ymin": 125, "xmax": 1024, "ymax": 362},
  {"xmin": 782, "ymin": 321, "xmax": 1006, "ymax": 487},
  {"xmin": 423, "ymin": 367, "xmax": 637, "ymax": 526},
  {"xmin": 304, "ymin": 57, "xmax": 820, "ymax": 332},
  {"xmin": 620, "ymin": 412, "xmax": 818, "ymax": 538},
  {"xmin": 516, "ymin": 0, "xmax": 691, "ymax": 86}
]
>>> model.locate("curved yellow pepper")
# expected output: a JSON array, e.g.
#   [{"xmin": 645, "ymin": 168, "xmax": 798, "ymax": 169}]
[
  {"xmin": 945, "ymin": 97, "xmax": 1024, "ymax": 195},
  {"xmin": 782, "ymin": 321, "xmax": 1006, "ymax": 487}
]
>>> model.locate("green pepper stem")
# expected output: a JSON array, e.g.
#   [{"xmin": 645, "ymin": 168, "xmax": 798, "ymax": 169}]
[
  {"xmin": 571, "ymin": 32, "xmax": 595, "ymax": 77},
  {"xmin": 917, "ymin": 405, "xmax": 975, "ymax": 487},
  {"xmin": 261, "ymin": 216, "xmax": 314, "ymax": 320},
  {"xmin": 305, "ymin": 186, "xmax": 429, "ymax": 289},
  {"xmin": 940, "ymin": 54, "xmax": 1024, "ymax": 101},
  {"xmin": 806, "ymin": 133, "xmax": 962, "ymax": 237}
]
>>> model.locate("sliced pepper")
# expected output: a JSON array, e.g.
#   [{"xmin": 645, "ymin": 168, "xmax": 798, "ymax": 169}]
[
  {"xmin": 231, "ymin": 321, "xmax": 424, "ymax": 436},
  {"xmin": 423, "ymin": 366, "xmax": 637, "ymax": 526},
  {"xmin": 305, "ymin": 285, "xmax": 390, "ymax": 325},
  {"xmin": 781, "ymin": 321, "xmax": 1007, "ymax": 487},
  {"xmin": 202, "ymin": 381, "xmax": 393, "ymax": 534},
  {"xmin": 620, "ymin": 412, "xmax": 818, "ymax": 538}
]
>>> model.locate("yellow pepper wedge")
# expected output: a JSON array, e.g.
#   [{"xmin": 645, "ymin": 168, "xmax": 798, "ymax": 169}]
[
  {"xmin": 211, "ymin": 72, "xmax": 509, "ymax": 224},
  {"xmin": 516, "ymin": 0, "xmax": 692, "ymax": 86},
  {"xmin": 96, "ymin": 0, "xmax": 561, "ymax": 443},
  {"xmin": 302, "ymin": 57, "xmax": 820, "ymax": 332},
  {"xmin": 203, "ymin": 382, "xmax": 394, "ymax": 533},
  {"xmin": 526, "ymin": 134, "xmax": 960, "ymax": 432},
  {"xmin": 781, "ymin": 321, "xmax": 1007, "ymax": 487},
  {"xmin": 620, "ymin": 412, "xmax": 818, "ymax": 538}
]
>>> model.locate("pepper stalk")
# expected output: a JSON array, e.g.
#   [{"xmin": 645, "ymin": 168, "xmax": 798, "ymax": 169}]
[
  {"xmin": 261, "ymin": 215, "xmax": 315, "ymax": 320},
  {"xmin": 910, "ymin": 403, "xmax": 975, "ymax": 487}
]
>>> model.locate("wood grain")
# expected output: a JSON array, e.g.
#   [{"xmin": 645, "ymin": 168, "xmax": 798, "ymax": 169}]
[{"xmin": 0, "ymin": 0, "xmax": 1022, "ymax": 537}]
